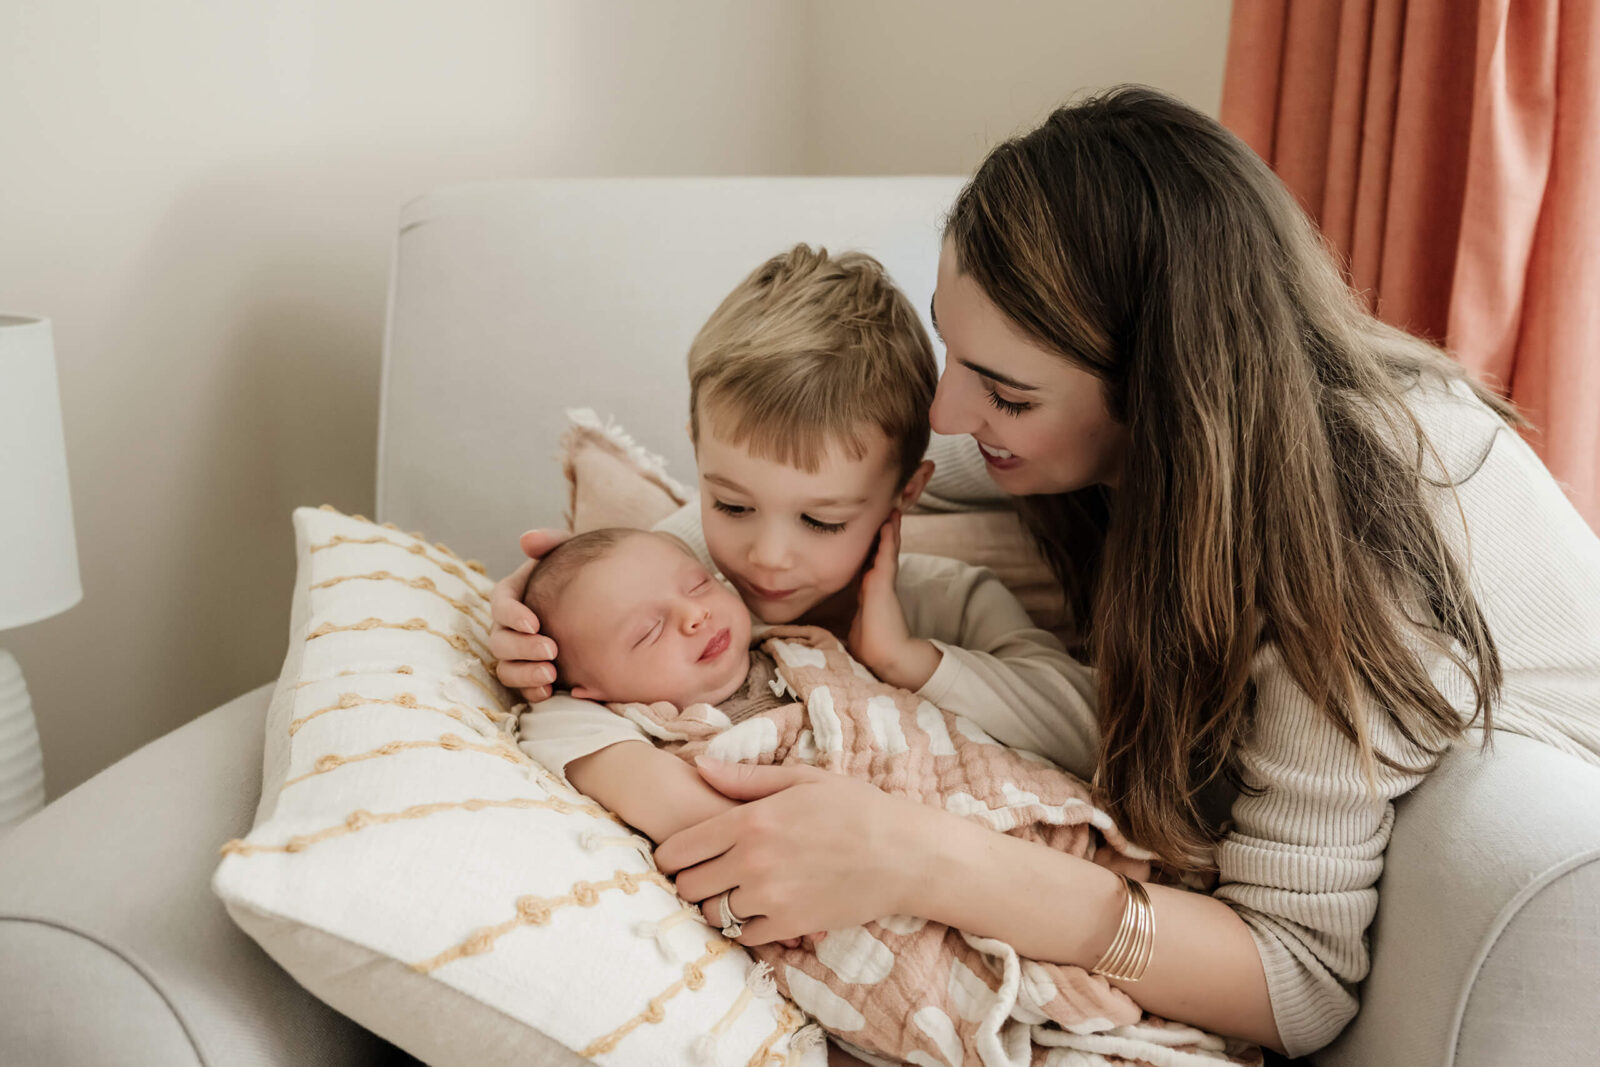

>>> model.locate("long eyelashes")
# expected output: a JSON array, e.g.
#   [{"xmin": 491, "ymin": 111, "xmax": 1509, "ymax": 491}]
[
  {"xmin": 712, "ymin": 499, "xmax": 846, "ymax": 534},
  {"xmin": 985, "ymin": 389, "xmax": 1030, "ymax": 416}
]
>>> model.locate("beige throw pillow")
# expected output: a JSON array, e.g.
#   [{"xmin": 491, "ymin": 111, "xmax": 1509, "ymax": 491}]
[{"xmin": 213, "ymin": 506, "xmax": 822, "ymax": 1066}]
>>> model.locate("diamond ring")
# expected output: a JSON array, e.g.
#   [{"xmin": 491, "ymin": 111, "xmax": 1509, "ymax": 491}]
[{"xmin": 716, "ymin": 889, "xmax": 744, "ymax": 939}]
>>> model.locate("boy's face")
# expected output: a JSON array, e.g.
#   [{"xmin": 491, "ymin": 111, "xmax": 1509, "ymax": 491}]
[
  {"xmin": 557, "ymin": 533, "xmax": 753, "ymax": 708},
  {"xmin": 695, "ymin": 407, "xmax": 930, "ymax": 625}
]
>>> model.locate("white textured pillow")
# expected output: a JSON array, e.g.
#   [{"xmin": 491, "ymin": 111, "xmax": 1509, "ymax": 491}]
[{"xmin": 213, "ymin": 506, "xmax": 820, "ymax": 1066}]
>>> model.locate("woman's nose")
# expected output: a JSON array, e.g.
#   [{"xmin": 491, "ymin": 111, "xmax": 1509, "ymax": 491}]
[{"xmin": 930, "ymin": 370, "xmax": 978, "ymax": 436}]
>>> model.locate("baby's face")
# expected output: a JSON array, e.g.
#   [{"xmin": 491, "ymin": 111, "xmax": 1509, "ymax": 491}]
[{"xmin": 557, "ymin": 533, "xmax": 753, "ymax": 708}]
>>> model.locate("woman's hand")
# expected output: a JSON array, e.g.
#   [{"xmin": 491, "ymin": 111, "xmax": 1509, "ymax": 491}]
[
  {"xmin": 847, "ymin": 510, "xmax": 941, "ymax": 691},
  {"xmin": 488, "ymin": 528, "xmax": 571, "ymax": 703},
  {"xmin": 654, "ymin": 758, "xmax": 939, "ymax": 945}
]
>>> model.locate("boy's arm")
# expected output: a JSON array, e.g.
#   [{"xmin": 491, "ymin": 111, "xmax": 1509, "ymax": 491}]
[
  {"xmin": 896, "ymin": 553, "xmax": 1101, "ymax": 780},
  {"xmin": 565, "ymin": 740, "xmax": 740, "ymax": 844}
]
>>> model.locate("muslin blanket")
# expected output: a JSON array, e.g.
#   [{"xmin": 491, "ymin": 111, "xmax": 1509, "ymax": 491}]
[{"xmin": 608, "ymin": 627, "xmax": 1262, "ymax": 1067}]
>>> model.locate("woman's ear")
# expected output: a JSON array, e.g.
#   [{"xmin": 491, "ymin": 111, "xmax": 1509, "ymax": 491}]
[{"xmin": 897, "ymin": 459, "xmax": 936, "ymax": 511}]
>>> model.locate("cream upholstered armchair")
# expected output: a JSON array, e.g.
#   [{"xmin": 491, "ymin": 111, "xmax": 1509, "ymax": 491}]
[{"xmin": 3, "ymin": 178, "xmax": 1598, "ymax": 1066}]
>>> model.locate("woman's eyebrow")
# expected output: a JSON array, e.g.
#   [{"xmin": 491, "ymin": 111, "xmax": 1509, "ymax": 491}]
[{"xmin": 959, "ymin": 357, "xmax": 1039, "ymax": 392}]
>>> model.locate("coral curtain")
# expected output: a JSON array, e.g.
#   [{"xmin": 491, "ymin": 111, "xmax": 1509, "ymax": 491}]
[{"xmin": 1221, "ymin": 0, "xmax": 1600, "ymax": 529}]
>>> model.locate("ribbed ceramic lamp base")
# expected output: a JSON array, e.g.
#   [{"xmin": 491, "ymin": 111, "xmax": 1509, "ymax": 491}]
[{"xmin": 0, "ymin": 649, "xmax": 46, "ymax": 832}]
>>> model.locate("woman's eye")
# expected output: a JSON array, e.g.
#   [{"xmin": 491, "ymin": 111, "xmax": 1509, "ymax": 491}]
[
  {"xmin": 984, "ymin": 388, "xmax": 1030, "ymax": 416},
  {"xmin": 801, "ymin": 515, "xmax": 848, "ymax": 534},
  {"xmin": 712, "ymin": 500, "xmax": 749, "ymax": 517}
]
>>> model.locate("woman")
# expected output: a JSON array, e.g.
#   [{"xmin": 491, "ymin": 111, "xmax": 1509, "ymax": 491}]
[{"xmin": 490, "ymin": 87, "xmax": 1600, "ymax": 1057}]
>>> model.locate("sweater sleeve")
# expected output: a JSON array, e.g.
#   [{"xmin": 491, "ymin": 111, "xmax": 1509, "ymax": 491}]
[
  {"xmin": 896, "ymin": 553, "xmax": 1100, "ymax": 780},
  {"xmin": 1211, "ymin": 646, "xmax": 1431, "ymax": 1057},
  {"xmin": 517, "ymin": 694, "xmax": 653, "ymax": 779}
]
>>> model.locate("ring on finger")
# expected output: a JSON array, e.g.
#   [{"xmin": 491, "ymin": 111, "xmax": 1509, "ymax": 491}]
[{"xmin": 715, "ymin": 889, "xmax": 745, "ymax": 939}]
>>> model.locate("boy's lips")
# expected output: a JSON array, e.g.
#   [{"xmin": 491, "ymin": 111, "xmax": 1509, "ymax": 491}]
[
  {"xmin": 698, "ymin": 627, "xmax": 732, "ymax": 662},
  {"xmin": 742, "ymin": 579, "xmax": 799, "ymax": 601}
]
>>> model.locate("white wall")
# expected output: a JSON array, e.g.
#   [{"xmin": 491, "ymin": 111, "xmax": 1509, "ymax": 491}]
[
  {"xmin": 802, "ymin": 0, "xmax": 1231, "ymax": 173},
  {"xmin": 0, "ymin": 0, "xmax": 1228, "ymax": 799}
]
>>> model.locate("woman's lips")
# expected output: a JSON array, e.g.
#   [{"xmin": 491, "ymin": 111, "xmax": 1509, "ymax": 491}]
[
  {"xmin": 976, "ymin": 439, "xmax": 1022, "ymax": 470},
  {"xmin": 699, "ymin": 627, "xmax": 732, "ymax": 662}
]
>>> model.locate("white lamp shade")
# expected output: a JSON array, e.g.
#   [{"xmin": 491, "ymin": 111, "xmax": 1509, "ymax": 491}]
[{"xmin": 0, "ymin": 315, "xmax": 82, "ymax": 630}]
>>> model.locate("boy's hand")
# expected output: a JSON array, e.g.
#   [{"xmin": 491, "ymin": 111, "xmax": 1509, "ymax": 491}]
[
  {"xmin": 488, "ymin": 529, "xmax": 571, "ymax": 703},
  {"xmin": 847, "ymin": 511, "xmax": 941, "ymax": 691}
]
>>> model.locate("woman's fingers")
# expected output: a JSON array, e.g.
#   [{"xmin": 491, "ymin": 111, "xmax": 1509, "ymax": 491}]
[
  {"xmin": 670, "ymin": 849, "xmax": 742, "ymax": 907},
  {"xmin": 654, "ymin": 805, "xmax": 742, "ymax": 876},
  {"xmin": 487, "ymin": 627, "xmax": 559, "ymax": 664},
  {"xmin": 490, "ymin": 557, "xmax": 541, "ymax": 630},
  {"xmin": 730, "ymin": 916, "xmax": 784, "ymax": 947},
  {"xmin": 493, "ymin": 656, "xmax": 558, "ymax": 690},
  {"xmin": 520, "ymin": 528, "xmax": 571, "ymax": 559},
  {"xmin": 489, "ymin": 538, "xmax": 565, "ymax": 702},
  {"xmin": 692, "ymin": 757, "xmax": 824, "ymax": 801}
]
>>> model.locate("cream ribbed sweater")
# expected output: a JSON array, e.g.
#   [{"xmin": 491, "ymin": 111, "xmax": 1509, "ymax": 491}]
[
  {"xmin": 520, "ymin": 381, "xmax": 1600, "ymax": 1057},
  {"xmin": 929, "ymin": 381, "xmax": 1600, "ymax": 1054}
]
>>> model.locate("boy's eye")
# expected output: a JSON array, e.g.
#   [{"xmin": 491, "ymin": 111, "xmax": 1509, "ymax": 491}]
[
  {"xmin": 712, "ymin": 500, "xmax": 749, "ymax": 517},
  {"xmin": 984, "ymin": 387, "xmax": 1031, "ymax": 417},
  {"xmin": 802, "ymin": 515, "xmax": 848, "ymax": 534}
]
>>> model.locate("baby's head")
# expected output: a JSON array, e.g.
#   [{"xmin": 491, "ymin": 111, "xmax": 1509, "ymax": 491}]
[
  {"xmin": 523, "ymin": 528, "xmax": 752, "ymax": 707},
  {"xmin": 686, "ymin": 244, "xmax": 939, "ymax": 623}
]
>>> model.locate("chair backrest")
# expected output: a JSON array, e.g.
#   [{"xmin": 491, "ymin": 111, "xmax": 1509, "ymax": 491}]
[{"xmin": 377, "ymin": 176, "xmax": 965, "ymax": 579}]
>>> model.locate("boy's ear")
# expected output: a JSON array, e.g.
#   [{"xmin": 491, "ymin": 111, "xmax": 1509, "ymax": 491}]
[{"xmin": 897, "ymin": 459, "xmax": 936, "ymax": 511}]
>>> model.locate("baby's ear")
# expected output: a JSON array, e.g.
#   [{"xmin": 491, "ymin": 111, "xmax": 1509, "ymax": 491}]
[
  {"xmin": 898, "ymin": 458, "xmax": 936, "ymax": 510},
  {"xmin": 569, "ymin": 684, "xmax": 606, "ymax": 702}
]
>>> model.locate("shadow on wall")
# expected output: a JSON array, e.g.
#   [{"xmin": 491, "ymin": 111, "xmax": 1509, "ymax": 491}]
[{"xmin": 27, "ymin": 160, "xmax": 395, "ymax": 798}]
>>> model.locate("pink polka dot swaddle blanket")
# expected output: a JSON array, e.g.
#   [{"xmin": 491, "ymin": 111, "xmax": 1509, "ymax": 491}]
[{"xmin": 607, "ymin": 627, "xmax": 1262, "ymax": 1067}]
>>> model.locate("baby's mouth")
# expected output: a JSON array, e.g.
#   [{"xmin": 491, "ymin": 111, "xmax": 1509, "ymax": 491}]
[{"xmin": 698, "ymin": 627, "xmax": 731, "ymax": 663}]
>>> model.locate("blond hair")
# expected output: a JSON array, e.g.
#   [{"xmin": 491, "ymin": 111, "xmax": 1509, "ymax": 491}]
[{"xmin": 687, "ymin": 244, "xmax": 937, "ymax": 485}]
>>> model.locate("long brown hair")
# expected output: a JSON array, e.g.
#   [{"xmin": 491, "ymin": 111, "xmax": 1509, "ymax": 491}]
[{"xmin": 947, "ymin": 86, "xmax": 1519, "ymax": 868}]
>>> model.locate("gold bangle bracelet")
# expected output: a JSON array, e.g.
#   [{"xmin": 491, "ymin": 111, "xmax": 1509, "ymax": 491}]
[{"xmin": 1090, "ymin": 873, "xmax": 1155, "ymax": 982}]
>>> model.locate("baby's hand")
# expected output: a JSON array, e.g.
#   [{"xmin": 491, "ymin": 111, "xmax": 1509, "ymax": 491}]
[{"xmin": 847, "ymin": 512, "xmax": 941, "ymax": 691}]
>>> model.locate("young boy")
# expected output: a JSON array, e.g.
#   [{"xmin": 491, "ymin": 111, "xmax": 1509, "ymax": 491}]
[{"xmin": 500, "ymin": 244, "xmax": 1101, "ymax": 819}]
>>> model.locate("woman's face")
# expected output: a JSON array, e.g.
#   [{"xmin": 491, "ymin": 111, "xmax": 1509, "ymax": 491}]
[{"xmin": 928, "ymin": 237, "xmax": 1127, "ymax": 495}]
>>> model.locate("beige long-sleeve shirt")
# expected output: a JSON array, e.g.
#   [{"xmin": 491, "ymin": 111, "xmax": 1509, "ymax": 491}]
[{"xmin": 520, "ymin": 380, "xmax": 1600, "ymax": 1057}]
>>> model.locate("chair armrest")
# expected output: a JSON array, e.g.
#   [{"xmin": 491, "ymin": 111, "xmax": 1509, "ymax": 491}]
[
  {"xmin": 1316, "ymin": 730, "xmax": 1600, "ymax": 1067},
  {"xmin": 0, "ymin": 685, "xmax": 397, "ymax": 1067}
]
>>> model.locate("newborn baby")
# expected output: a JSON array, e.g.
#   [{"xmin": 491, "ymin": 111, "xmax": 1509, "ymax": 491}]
[
  {"xmin": 521, "ymin": 526, "xmax": 775, "ymax": 713},
  {"xmin": 520, "ymin": 528, "xmax": 1257, "ymax": 1067}
]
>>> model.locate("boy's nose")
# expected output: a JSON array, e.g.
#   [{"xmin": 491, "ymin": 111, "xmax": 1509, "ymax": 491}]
[{"xmin": 748, "ymin": 526, "xmax": 791, "ymax": 570}]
